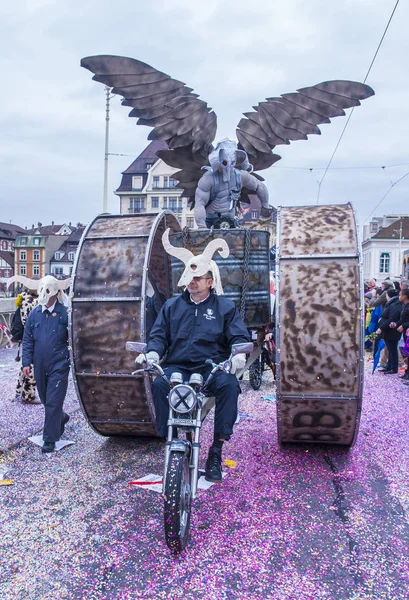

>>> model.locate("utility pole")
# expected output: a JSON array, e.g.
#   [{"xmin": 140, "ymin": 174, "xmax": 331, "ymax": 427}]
[
  {"xmin": 398, "ymin": 220, "xmax": 403, "ymax": 276},
  {"xmin": 393, "ymin": 220, "xmax": 404, "ymax": 276},
  {"xmin": 103, "ymin": 86, "xmax": 111, "ymax": 214}
]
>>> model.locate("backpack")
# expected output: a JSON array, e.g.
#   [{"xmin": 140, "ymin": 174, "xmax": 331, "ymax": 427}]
[{"xmin": 10, "ymin": 308, "xmax": 24, "ymax": 343}]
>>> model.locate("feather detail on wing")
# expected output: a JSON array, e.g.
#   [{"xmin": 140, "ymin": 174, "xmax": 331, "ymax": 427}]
[
  {"xmin": 236, "ymin": 80, "xmax": 374, "ymax": 169},
  {"xmin": 81, "ymin": 55, "xmax": 217, "ymax": 155}
]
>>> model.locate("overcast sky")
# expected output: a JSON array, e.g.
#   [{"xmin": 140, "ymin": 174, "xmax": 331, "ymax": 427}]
[{"xmin": 1, "ymin": 0, "xmax": 407, "ymax": 233}]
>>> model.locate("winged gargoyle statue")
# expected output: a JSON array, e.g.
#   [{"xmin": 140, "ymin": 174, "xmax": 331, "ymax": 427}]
[{"xmin": 81, "ymin": 56, "xmax": 374, "ymax": 228}]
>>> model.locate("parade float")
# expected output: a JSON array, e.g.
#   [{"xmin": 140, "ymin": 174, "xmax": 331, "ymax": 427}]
[{"xmin": 72, "ymin": 55, "xmax": 374, "ymax": 447}]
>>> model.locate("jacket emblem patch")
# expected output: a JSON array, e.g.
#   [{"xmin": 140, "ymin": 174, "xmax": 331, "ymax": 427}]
[{"xmin": 203, "ymin": 308, "xmax": 215, "ymax": 320}]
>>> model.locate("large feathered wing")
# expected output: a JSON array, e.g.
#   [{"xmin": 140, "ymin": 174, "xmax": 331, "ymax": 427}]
[
  {"xmin": 81, "ymin": 55, "xmax": 217, "ymax": 200},
  {"xmin": 236, "ymin": 80, "xmax": 375, "ymax": 170}
]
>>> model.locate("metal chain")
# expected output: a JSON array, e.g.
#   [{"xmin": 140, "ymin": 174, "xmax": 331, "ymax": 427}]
[
  {"xmin": 182, "ymin": 225, "xmax": 214, "ymax": 248},
  {"xmin": 240, "ymin": 228, "xmax": 250, "ymax": 320}
]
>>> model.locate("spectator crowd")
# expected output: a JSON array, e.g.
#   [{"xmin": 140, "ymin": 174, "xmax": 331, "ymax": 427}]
[{"xmin": 364, "ymin": 277, "xmax": 409, "ymax": 385}]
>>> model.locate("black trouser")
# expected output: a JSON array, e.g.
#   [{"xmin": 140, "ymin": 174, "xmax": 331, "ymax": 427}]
[
  {"xmin": 34, "ymin": 363, "xmax": 69, "ymax": 443},
  {"xmin": 151, "ymin": 365, "xmax": 240, "ymax": 440},
  {"xmin": 384, "ymin": 339, "xmax": 399, "ymax": 373}
]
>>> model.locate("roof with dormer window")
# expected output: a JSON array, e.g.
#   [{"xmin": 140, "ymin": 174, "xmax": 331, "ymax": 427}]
[
  {"xmin": 371, "ymin": 217, "xmax": 409, "ymax": 240},
  {"xmin": 115, "ymin": 140, "xmax": 167, "ymax": 193}
]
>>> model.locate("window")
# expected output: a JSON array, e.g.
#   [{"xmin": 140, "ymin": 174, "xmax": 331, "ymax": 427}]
[
  {"xmin": 33, "ymin": 265, "xmax": 40, "ymax": 276},
  {"xmin": 380, "ymin": 252, "xmax": 390, "ymax": 273},
  {"xmin": 20, "ymin": 237, "xmax": 27, "ymax": 245},
  {"xmin": 20, "ymin": 265, "xmax": 26, "ymax": 275},
  {"xmin": 68, "ymin": 252, "xmax": 75, "ymax": 261},
  {"xmin": 163, "ymin": 176, "xmax": 169, "ymax": 188},
  {"xmin": 20, "ymin": 250, "xmax": 26, "ymax": 261},
  {"xmin": 169, "ymin": 177, "xmax": 178, "ymax": 188},
  {"xmin": 70, "ymin": 266, "xmax": 73, "ymax": 276},
  {"xmin": 163, "ymin": 197, "xmax": 168, "ymax": 209},
  {"xmin": 151, "ymin": 196, "xmax": 159, "ymax": 209},
  {"xmin": 153, "ymin": 176, "xmax": 160, "ymax": 189},
  {"xmin": 146, "ymin": 163, "xmax": 153, "ymax": 170},
  {"xmin": 177, "ymin": 197, "xmax": 183, "ymax": 212},
  {"xmin": 33, "ymin": 238, "xmax": 40, "ymax": 245},
  {"xmin": 370, "ymin": 222, "xmax": 378, "ymax": 233},
  {"xmin": 252, "ymin": 211, "xmax": 258, "ymax": 220},
  {"xmin": 1, "ymin": 241, "xmax": 7, "ymax": 250},
  {"xmin": 132, "ymin": 176, "xmax": 142, "ymax": 190},
  {"xmin": 169, "ymin": 196, "xmax": 177, "ymax": 211},
  {"xmin": 4, "ymin": 269, "xmax": 10, "ymax": 278},
  {"xmin": 129, "ymin": 197, "xmax": 145, "ymax": 212},
  {"xmin": 33, "ymin": 250, "xmax": 40, "ymax": 261},
  {"xmin": 54, "ymin": 251, "xmax": 62, "ymax": 260},
  {"xmin": 52, "ymin": 267, "xmax": 64, "ymax": 276},
  {"xmin": 186, "ymin": 217, "xmax": 195, "ymax": 229}
]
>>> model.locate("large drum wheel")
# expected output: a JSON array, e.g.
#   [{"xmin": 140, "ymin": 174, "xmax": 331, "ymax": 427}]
[
  {"xmin": 276, "ymin": 203, "xmax": 364, "ymax": 446},
  {"xmin": 69, "ymin": 211, "xmax": 181, "ymax": 437}
]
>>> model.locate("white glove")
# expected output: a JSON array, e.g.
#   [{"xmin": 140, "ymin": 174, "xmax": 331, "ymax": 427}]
[
  {"xmin": 231, "ymin": 353, "xmax": 246, "ymax": 374},
  {"xmin": 135, "ymin": 351, "xmax": 159, "ymax": 365}
]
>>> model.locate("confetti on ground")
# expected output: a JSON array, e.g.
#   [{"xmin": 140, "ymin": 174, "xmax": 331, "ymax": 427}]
[
  {"xmin": 28, "ymin": 435, "xmax": 76, "ymax": 452},
  {"xmin": 1, "ymin": 348, "xmax": 409, "ymax": 599},
  {"xmin": 260, "ymin": 395, "xmax": 276, "ymax": 402}
]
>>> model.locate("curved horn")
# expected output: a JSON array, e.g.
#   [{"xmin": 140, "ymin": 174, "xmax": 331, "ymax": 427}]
[
  {"xmin": 162, "ymin": 229, "xmax": 194, "ymax": 265},
  {"xmin": 7, "ymin": 275, "xmax": 40, "ymax": 290},
  {"xmin": 57, "ymin": 278, "xmax": 72, "ymax": 291},
  {"xmin": 200, "ymin": 238, "xmax": 230, "ymax": 263}
]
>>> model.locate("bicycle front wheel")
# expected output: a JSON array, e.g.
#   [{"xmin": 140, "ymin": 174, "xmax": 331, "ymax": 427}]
[{"xmin": 164, "ymin": 450, "xmax": 192, "ymax": 552}]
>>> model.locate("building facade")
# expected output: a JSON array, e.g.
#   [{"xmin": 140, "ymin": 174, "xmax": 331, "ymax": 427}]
[
  {"xmin": 362, "ymin": 215, "xmax": 409, "ymax": 280},
  {"xmin": 115, "ymin": 140, "xmax": 197, "ymax": 229},
  {"xmin": 0, "ymin": 222, "xmax": 26, "ymax": 292},
  {"xmin": 49, "ymin": 227, "xmax": 85, "ymax": 278},
  {"xmin": 14, "ymin": 223, "xmax": 73, "ymax": 282}
]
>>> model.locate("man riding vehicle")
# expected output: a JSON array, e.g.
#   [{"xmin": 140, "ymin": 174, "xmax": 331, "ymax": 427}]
[{"xmin": 135, "ymin": 230, "xmax": 251, "ymax": 482}]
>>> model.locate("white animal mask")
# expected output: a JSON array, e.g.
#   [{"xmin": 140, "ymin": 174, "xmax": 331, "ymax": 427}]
[
  {"xmin": 162, "ymin": 229, "xmax": 229, "ymax": 295},
  {"xmin": 7, "ymin": 275, "xmax": 71, "ymax": 306}
]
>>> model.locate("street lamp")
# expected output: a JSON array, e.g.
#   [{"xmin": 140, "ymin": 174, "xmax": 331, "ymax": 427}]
[{"xmin": 103, "ymin": 86, "xmax": 116, "ymax": 214}]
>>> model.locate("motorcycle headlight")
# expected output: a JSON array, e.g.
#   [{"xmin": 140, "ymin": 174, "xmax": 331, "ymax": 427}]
[{"xmin": 168, "ymin": 384, "xmax": 197, "ymax": 414}]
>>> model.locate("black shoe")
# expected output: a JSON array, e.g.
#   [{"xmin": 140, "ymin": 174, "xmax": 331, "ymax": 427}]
[
  {"xmin": 42, "ymin": 442, "xmax": 55, "ymax": 453},
  {"xmin": 383, "ymin": 370, "xmax": 398, "ymax": 375},
  {"xmin": 399, "ymin": 372, "xmax": 409, "ymax": 380},
  {"xmin": 60, "ymin": 413, "xmax": 70, "ymax": 436},
  {"xmin": 377, "ymin": 368, "xmax": 389, "ymax": 372},
  {"xmin": 205, "ymin": 447, "xmax": 222, "ymax": 483}
]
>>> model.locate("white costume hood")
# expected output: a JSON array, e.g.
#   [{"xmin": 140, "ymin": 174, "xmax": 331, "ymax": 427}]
[
  {"xmin": 7, "ymin": 275, "xmax": 71, "ymax": 306},
  {"xmin": 162, "ymin": 229, "xmax": 229, "ymax": 295}
]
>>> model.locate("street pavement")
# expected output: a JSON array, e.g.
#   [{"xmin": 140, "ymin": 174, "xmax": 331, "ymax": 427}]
[{"xmin": 1, "ymin": 346, "xmax": 409, "ymax": 600}]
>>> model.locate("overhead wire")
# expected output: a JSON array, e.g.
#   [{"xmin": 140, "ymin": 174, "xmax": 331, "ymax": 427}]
[
  {"xmin": 275, "ymin": 161, "xmax": 409, "ymax": 171},
  {"xmin": 363, "ymin": 170, "xmax": 409, "ymax": 223},
  {"xmin": 316, "ymin": 0, "xmax": 400, "ymax": 204}
]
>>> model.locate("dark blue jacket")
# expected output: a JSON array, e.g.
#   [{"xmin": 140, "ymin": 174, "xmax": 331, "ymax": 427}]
[
  {"xmin": 22, "ymin": 301, "xmax": 70, "ymax": 372},
  {"xmin": 147, "ymin": 290, "xmax": 250, "ymax": 370}
]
